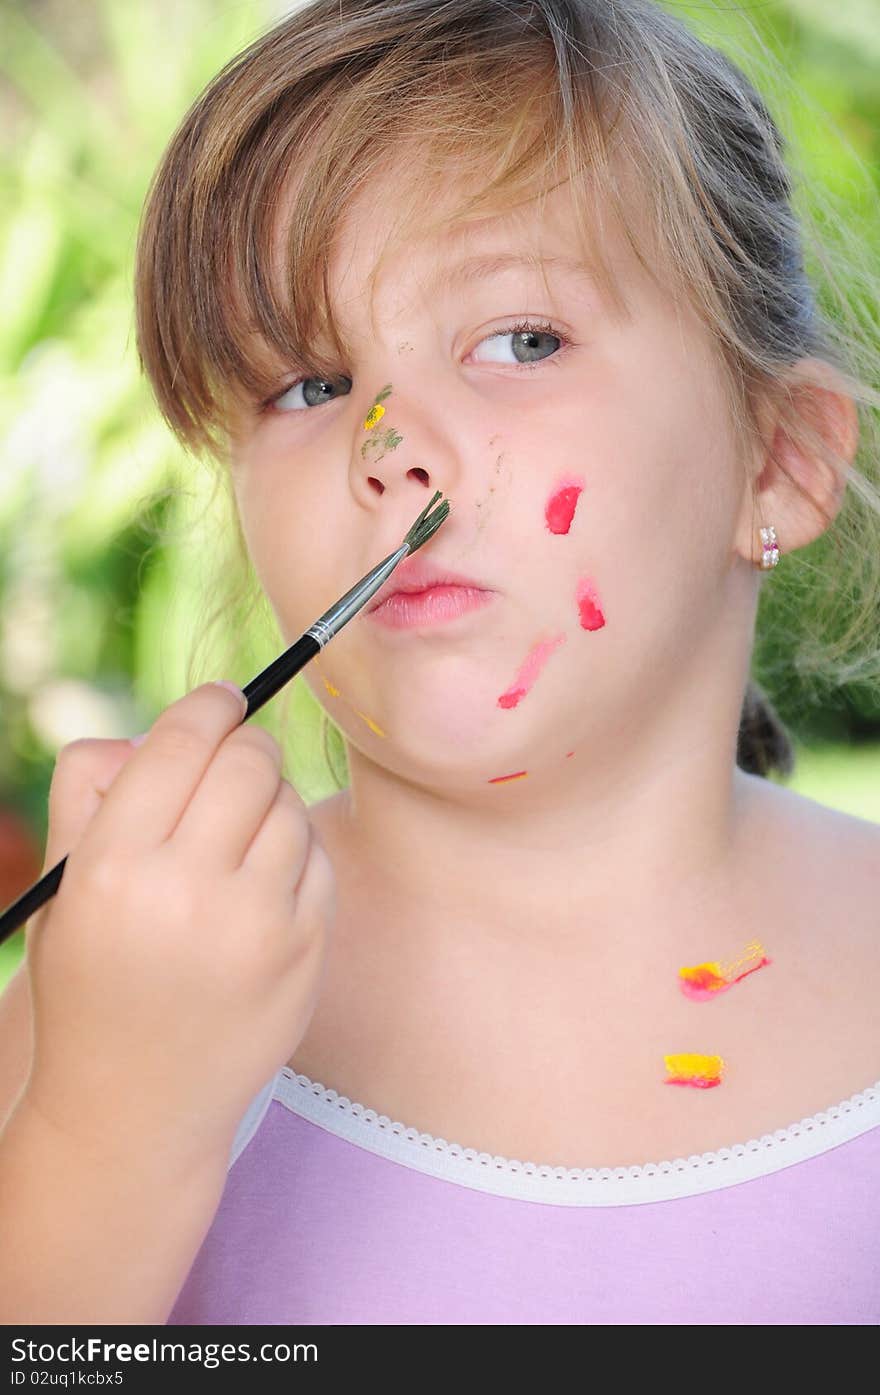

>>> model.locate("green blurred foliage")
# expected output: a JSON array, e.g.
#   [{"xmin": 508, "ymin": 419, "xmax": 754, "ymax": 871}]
[{"xmin": 0, "ymin": 1, "xmax": 878, "ymax": 986}]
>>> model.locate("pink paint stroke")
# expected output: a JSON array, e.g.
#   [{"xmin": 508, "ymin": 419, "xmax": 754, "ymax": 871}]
[
  {"xmin": 664, "ymin": 1076, "xmax": 722, "ymax": 1090},
  {"xmin": 576, "ymin": 576, "xmax": 605, "ymax": 631},
  {"xmin": 497, "ymin": 633, "xmax": 567, "ymax": 709}
]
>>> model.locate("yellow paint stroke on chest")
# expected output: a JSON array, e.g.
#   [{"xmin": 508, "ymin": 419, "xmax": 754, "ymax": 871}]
[{"xmin": 663, "ymin": 1053, "xmax": 725, "ymax": 1089}]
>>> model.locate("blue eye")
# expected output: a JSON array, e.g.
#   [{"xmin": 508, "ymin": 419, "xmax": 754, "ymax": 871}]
[
  {"xmin": 472, "ymin": 319, "xmax": 567, "ymax": 367},
  {"xmin": 265, "ymin": 375, "xmax": 353, "ymax": 414},
  {"xmin": 261, "ymin": 317, "xmax": 569, "ymax": 414}
]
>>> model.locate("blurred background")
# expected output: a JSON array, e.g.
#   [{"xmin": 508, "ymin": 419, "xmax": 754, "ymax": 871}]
[{"xmin": 1, "ymin": 0, "xmax": 879, "ymax": 991}]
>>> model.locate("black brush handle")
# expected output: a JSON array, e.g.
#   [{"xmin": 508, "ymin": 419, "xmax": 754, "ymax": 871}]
[
  {"xmin": 0, "ymin": 631, "xmax": 321, "ymax": 946},
  {"xmin": 240, "ymin": 631, "xmax": 319, "ymax": 720}
]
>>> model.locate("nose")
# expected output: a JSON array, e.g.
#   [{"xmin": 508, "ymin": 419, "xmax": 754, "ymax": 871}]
[{"xmin": 353, "ymin": 380, "xmax": 457, "ymax": 507}]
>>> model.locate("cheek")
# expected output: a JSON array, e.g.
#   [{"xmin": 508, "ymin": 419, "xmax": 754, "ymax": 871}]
[{"xmin": 234, "ymin": 489, "xmax": 340, "ymax": 644}]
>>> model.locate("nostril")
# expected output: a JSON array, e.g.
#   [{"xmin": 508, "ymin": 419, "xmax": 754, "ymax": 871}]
[
  {"xmin": 368, "ymin": 478, "xmax": 384, "ymax": 493},
  {"xmin": 408, "ymin": 467, "xmax": 430, "ymax": 485}
]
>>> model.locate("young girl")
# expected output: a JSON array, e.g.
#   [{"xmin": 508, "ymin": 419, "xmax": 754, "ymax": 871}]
[{"xmin": 2, "ymin": 0, "xmax": 879, "ymax": 1326}]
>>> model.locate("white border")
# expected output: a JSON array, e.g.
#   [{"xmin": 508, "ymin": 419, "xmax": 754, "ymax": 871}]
[{"xmin": 229, "ymin": 1066, "xmax": 880, "ymax": 1208}]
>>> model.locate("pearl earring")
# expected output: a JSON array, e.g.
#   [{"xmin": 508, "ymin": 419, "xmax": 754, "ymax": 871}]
[{"xmin": 759, "ymin": 525, "xmax": 779, "ymax": 569}]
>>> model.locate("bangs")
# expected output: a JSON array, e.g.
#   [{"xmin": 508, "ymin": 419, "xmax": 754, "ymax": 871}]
[{"xmin": 134, "ymin": 13, "xmax": 646, "ymax": 457}]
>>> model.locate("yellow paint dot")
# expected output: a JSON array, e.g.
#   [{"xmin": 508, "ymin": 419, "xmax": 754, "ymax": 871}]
[
  {"xmin": 322, "ymin": 677, "xmax": 341, "ymax": 697},
  {"xmin": 363, "ymin": 403, "xmax": 386, "ymax": 431}
]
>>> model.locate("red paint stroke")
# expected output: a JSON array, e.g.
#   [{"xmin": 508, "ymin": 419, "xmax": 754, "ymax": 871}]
[
  {"xmin": 680, "ymin": 957, "xmax": 771, "ymax": 1002},
  {"xmin": 488, "ymin": 770, "xmax": 528, "ymax": 784},
  {"xmin": 664, "ymin": 1075, "xmax": 722, "ymax": 1090},
  {"xmin": 679, "ymin": 942, "xmax": 771, "ymax": 1003},
  {"xmin": 497, "ymin": 633, "xmax": 567, "ymax": 709},
  {"xmin": 545, "ymin": 479, "xmax": 584, "ymax": 535},
  {"xmin": 565, "ymin": 750, "xmax": 575, "ymax": 757},
  {"xmin": 575, "ymin": 576, "xmax": 605, "ymax": 631}
]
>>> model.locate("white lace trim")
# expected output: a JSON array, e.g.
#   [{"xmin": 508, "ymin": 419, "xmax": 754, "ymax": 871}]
[{"xmin": 233, "ymin": 1069, "xmax": 880, "ymax": 1207}]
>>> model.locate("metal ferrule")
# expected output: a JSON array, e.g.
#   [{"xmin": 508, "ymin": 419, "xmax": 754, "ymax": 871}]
[{"xmin": 306, "ymin": 543, "xmax": 411, "ymax": 648}]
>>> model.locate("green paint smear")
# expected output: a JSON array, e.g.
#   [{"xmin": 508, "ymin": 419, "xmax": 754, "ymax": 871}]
[{"xmin": 360, "ymin": 425, "xmax": 403, "ymax": 460}]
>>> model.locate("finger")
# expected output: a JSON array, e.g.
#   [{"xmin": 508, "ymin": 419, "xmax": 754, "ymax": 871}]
[
  {"xmin": 171, "ymin": 724, "xmax": 284, "ymax": 870},
  {"xmin": 42, "ymin": 738, "xmax": 142, "ymax": 870},
  {"xmin": 82, "ymin": 683, "xmax": 248, "ymax": 853},
  {"xmin": 240, "ymin": 779, "xmax": 313, "ymax": 886},
  {"xmin": 27, "ymin": 737, "xmax": 137, "ymax": 949},
  {"xmin": 289, "ymin": 827, "xmax": 336, "ymax": 933}
]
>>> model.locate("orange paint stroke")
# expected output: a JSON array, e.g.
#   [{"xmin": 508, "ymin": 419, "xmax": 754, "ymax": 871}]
[
  {"xmin": 319, "ymin": 671, "xmax": 387, "ymax": 738},
  {"xmin": 353, "ymin": 709, "xmax": 387, "ymax": 738},
  {"xmin": 487, "ymin": 770, "xmax": 528, "ymax": 784},
  {"xmin": 679, "ymin": 939, "xmax": 771, "ymax": 1002},
  {"xmin": 664, "ymin": 1053, "xmax": 725, "ymax": 1089}
]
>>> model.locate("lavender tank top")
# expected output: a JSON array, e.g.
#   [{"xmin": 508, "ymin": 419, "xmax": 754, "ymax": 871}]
[{"xmin": 167, "ymin": 1067, "xmax": 880, "ymax": 1324}]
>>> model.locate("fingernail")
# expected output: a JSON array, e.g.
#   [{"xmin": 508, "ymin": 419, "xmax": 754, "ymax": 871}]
[
  {"xmin": 214, "ymin": 680, "xmax": 247, "ymax": 712},
  {"xmin": 130, "ymin": 733, "xmax": 148, "ymax": 747}
]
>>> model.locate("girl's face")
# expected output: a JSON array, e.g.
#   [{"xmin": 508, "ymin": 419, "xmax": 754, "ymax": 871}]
[{"xmin": 228, "ymin": 163, "xmax": 758, "ymax": 795}]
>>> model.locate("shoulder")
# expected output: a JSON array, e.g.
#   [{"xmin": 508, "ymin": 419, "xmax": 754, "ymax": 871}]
[
  {"xmin": 749, "ymin": 772, "xmax": 880, "ymax": 921},
  {"xmin": 714, "ymin": 772, "xmax": 880, "ymax": 1124}
]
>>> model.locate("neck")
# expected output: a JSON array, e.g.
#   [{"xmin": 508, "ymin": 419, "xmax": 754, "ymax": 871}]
[{"xmin": 329, "ymin": 701, "xmax": 764, "ymax": 975}]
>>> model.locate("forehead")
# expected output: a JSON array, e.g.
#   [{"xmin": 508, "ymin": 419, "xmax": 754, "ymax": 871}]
[{"xmin": 269, "ymin": 143, "xmax": 641, "ymax": 331}]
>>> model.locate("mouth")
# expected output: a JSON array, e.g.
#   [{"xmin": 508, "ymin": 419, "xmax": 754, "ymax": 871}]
[
  {"xmin": 366, "ymin": 558, "xmax": 492, "ymax": 612},
  {"xmin": 366, "ymin": 558, "xmax": 496, "ymax": 630},
  {"xmin": 368, "ymin": 585, "xmax": 496, "ymax": 629}
]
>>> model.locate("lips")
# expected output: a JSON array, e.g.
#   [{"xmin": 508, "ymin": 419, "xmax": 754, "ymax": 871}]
[{"xmin": 367, "ymin": 556, "xmax": 492, "ymax": 613}]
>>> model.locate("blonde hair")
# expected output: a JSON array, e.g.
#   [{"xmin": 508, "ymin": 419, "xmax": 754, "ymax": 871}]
[{"xmin": 133, "ymin": 0, "xmax": 880, "ymax": 783}]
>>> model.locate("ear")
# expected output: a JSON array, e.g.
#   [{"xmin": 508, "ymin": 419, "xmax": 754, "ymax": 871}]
[{"xmin": 734, "ymin": 357, "xmax": 860, "ymax": 566}]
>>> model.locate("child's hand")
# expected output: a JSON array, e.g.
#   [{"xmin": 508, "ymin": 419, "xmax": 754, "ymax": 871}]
[{"xmin": 20, "ymin": 682, "xmax": 336, "ymax": 1170}]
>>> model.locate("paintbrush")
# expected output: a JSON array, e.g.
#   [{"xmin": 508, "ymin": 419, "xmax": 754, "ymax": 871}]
[{"xmin": 0, "ymin": 490, "xmax": 451, "ymax": 945}]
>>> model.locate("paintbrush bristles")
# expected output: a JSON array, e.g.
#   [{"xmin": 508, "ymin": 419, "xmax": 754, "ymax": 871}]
[{"xmin": 402, "ymin": 489, "xmax": 451, "ymax": 555}]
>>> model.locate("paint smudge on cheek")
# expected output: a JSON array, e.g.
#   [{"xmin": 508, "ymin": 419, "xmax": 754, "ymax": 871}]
[
  {"xmin": 679, "ymin": 940, "xmax": 771, "ymax": 1002},
  {"xmin": 497, "ymin": 632, "xmax": 567, "ymax": 709},
  {"xmin": 320, "ymin": 674, "xmax": 387, "ymax": 738},
  {"xmin": 488, "ymin": 770, "xmax": 528, "ymax": 784},
  {"xmin": 545, "ymin": 477, "xmax": 584, "ymax": 535},
  {"xmin": 664, "ymin": 1053, "xmax": 725, "ymax": 1089},
  {"xmin": 353, "ymin": 708, "xmax": 387, "ymax": 738},
  {"xmin": 575, "ymin": 576, "xmax": 605, "ymax": 631}
]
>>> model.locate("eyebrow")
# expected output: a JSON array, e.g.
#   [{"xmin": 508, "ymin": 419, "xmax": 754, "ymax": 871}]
[
  {"xmin": 240, "ymin": 251, "xmax": 600, "ymax": 355},
  {"xmin": 430, "ymin": 251, "xmax": 599, "ymax": 295}
]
